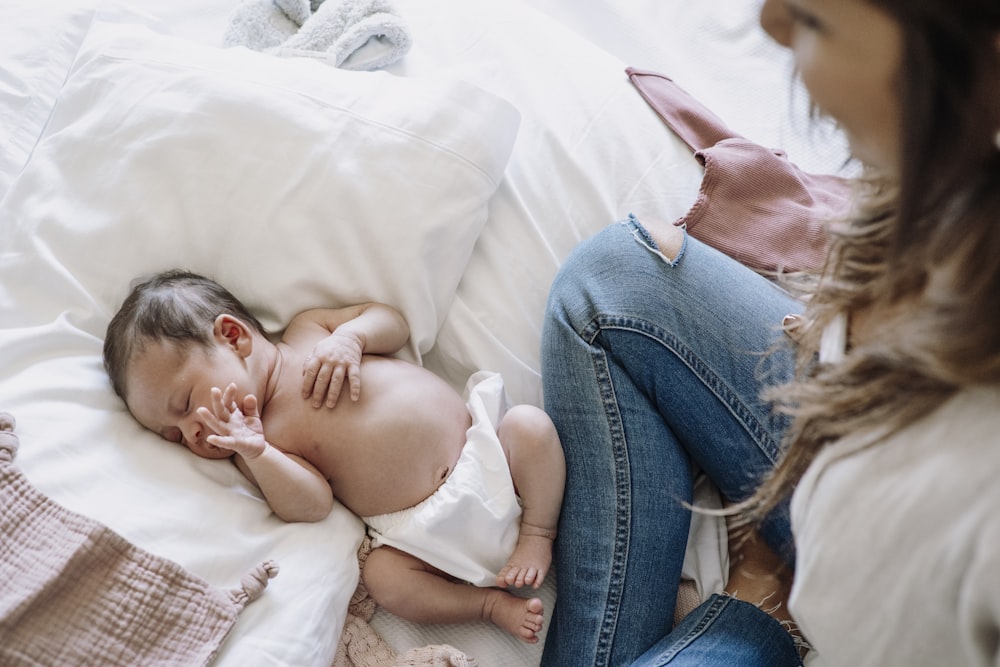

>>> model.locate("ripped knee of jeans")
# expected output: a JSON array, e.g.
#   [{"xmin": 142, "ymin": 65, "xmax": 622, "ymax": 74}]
[{"xmin": 623, "ymin": 213, "xmax": 686, "ymax": 266}]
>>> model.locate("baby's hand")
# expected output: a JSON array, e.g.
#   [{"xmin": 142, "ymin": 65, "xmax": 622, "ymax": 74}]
[
  {"xmin": 197, "ymin": 383, "xmax": 267, "ymax": 460},
  {"xmin": 302, "ymin": 331, "xmax": 363, "ymax": 408}
]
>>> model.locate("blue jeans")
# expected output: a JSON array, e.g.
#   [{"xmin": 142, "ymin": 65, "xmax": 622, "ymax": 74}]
[{"xmin": 540, "ymin": 217, "xmax": 802, "ymax": 666}]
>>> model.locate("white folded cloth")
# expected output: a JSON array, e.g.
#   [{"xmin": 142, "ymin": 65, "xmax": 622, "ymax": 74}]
[{"xmin": 224, "ymin": 0, "xmax": 412, "ymax": 71}]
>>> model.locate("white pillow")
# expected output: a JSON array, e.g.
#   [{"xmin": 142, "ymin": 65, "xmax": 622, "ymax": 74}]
[
  {"xmin": 1, "ymin": 19, "xmax": 519, "ymax": 362},
  {"xmin": 0, "ymin": 1, "xmax": 100, "ymax": 200},
  {"xmin": 0, "ymin": 13, "xmax": 517, "ymax": 667}
]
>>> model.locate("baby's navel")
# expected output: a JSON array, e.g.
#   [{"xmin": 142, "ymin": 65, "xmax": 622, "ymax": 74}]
[{"xmin": 435, "ymin": 465, "xmax": 451, "ymax": 485}]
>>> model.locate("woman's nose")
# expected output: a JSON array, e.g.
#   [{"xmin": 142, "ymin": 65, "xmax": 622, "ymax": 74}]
[{"xmin": 759, "ymin": 0, "xmax": 792, "ymax": 47}]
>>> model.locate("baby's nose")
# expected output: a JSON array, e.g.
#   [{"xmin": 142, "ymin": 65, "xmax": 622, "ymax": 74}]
[{"xmin": 181, "ymin": 419, "xmax": 203, "ymax": 447}]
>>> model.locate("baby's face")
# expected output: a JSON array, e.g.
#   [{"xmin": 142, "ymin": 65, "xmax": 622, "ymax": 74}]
[{"xmin": 124, "ymin": 339, "xmax": 249, "ymax": 459}]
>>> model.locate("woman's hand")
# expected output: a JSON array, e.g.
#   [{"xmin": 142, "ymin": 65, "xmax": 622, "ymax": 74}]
[
  {"xmin": 301, "ymin": 331, "xmax": 364, "ymax": 408},
  {"xmin": 197, "ymin": 383, "xmax": 268, "ymax": 459}
]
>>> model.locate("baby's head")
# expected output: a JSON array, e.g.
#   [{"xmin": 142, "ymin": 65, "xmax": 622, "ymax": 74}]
[{"xmin": 103, "ymin": 269, "xmax": 265, "ymax": 402}]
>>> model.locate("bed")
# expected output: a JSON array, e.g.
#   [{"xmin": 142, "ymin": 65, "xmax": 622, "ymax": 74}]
[{"xmin": 0, "ymin": 0, "xmax": 850, "ymax": 664}]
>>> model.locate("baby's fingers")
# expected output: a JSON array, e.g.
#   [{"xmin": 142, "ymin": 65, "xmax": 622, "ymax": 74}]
[
  {"xmin": 207, "ymin": 385, "xmax": 240, "ymax": 420},
  {"xmin": 197, "ymin": 405, "xmax": 225, "ymax": 434},
  {"xmin": 221, "ymin": 383, "xmax": 240, "ymax": 412},
  {"xmin": 242, "ymin": 393, "xmax": 260, "ymax": 420},
  {"xmin": 312, "ymin": 362, "xmax": 338, "ymax": 408},
  {"xmin": 208, "ymin": 387, "xmax": 229, "ymax": 419},
  {"xmin": 205, "ymin": 433, "xmax": 237, "ymax": 453},
  {"xmin": 345, "ymin": 363, "xmax": 361, "ymax": 402},
  {"xmin": 301, "ymin": 357, "xmax": 321, "ymax": 399},
  {"xmin": 322, "ymin": 364, "xmax": 347, "ymax": 408}
]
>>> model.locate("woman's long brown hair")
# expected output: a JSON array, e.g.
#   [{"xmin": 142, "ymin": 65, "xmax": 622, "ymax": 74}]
[{"xmin": 743, "ymin": 0, "xmax": 1000, "ymax": 525}]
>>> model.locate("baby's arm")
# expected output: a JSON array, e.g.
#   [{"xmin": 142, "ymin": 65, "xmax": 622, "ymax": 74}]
[
  {"xmin": 287, "ymin": 303, "xmax": 410, "ymax": 408},
  {"xmin": 198, "ymin": 384, "xmax": 334, "ymax": 523}
]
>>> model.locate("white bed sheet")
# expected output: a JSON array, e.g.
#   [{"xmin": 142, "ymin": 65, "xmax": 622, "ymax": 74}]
[
  {"xmin": 0, "ymin": 0, "xmax": 849, "ymax": 665},
  {"xmin": 0, "ymin": 8, "xmax": 366, "ymax": 666}
]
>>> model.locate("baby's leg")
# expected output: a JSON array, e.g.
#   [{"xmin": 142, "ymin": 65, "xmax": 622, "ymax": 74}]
[
  {"xmin": 363, "ymin": 545, "xmax": 544, "ymax": 643},
  {"xmin": 495, "ymin": 404, "xmax": 565, "ymax": 590}
]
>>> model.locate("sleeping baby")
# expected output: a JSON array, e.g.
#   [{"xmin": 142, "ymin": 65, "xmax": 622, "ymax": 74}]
[{"xmin": 102, "ymin": 269, "xmax": 565, "ymax": 644}]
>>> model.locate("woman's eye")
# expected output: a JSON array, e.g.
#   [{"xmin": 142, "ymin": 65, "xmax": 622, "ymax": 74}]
[{"xmin": 788, "ymin": 6, "xmax": 824, "ymax": 32}]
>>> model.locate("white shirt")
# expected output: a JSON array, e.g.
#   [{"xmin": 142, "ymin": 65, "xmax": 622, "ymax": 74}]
[{"xmin": 790, "ymin": 319, "xmax": 1000, "ymax": 666}]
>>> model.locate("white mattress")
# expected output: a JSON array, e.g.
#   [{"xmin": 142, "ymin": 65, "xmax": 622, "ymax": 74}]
[{"xmin": 0, "ymin": 1, "xmax": 848, "ymax": 665}]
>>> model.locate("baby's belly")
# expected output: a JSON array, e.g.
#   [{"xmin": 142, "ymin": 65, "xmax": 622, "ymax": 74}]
[
  {"xmin": 322, "ymin": 360, "xmax": 473, "ymax": 517},
  {"xmin": 333, "ymin": 427, "xmax": 467, "ymax": 517},
  {"xmin": 338, "ymin": 386, "xmax": 472, "ymax": 516}
]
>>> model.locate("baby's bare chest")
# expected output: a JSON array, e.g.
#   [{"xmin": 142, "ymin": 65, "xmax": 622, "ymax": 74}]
[{"xmin": 262, "ymin": 366, "xmax": 472, "ymax": 515}]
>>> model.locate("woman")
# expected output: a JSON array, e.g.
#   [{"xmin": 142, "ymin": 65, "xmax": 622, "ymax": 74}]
[{"xmin": 540, "ymin": 1, "xmax": 1000, "ymax": 665}]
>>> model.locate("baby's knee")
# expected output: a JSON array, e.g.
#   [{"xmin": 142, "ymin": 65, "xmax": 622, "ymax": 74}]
[{"xmin": 498, "ymin": 405, "xmax": 560, "ymax": 454}]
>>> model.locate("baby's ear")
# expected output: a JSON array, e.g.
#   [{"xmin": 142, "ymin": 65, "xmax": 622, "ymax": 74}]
[{"xmin": 214, "ymin": 314, "xmax": 253, "ymax": 357}]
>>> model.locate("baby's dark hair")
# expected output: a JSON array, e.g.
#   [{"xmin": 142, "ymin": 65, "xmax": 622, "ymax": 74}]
[{"xmin": 103, "ymin": 269, "xmax": 265, "ymax": 399}]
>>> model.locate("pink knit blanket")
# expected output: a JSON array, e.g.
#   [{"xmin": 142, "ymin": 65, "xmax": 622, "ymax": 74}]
[{"xmin": 0, "ymin": 414, "xmax": 277, "ymax": 666}]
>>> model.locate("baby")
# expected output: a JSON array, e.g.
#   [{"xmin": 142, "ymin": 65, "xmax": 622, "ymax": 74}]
[{"xmin": 103, "ymin": 269, "xmax": 565, "ymax": 643}]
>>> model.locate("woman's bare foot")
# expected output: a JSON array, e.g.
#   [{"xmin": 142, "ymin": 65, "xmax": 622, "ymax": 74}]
[
  {"xmin": 725, "ymin": 530, "xmax": 794, "ymax": 620},
  {"xmin": 496, "ymin": 523, "xmax": 555, "ymax": 589},
  {"xmin": 725, "ymin": 527, "xmax": 807, "ymax": 656},
  {"xmin": 483, "ymin": 590, "xmax": 544, "ymax": 643}
]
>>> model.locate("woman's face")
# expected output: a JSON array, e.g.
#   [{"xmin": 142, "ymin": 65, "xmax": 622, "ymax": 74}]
[{"xmin": 760, "ymin": 0, "xmax": 904, "ymax": 173}]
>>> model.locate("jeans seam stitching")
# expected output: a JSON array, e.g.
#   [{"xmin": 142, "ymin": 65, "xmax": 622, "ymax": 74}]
[
  {"xmin": 591, "ymin": 315, "xmax": 780, "ymax": 464},
  {"xmin": 656, "ymin": 594, "xmax": 731, "ymax": 663},
  {"xmin": 587, "ymin": 341, "xmax": 630, "ymax": 666}
]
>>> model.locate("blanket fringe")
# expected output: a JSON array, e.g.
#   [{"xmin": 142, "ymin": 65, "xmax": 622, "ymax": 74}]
[
  {"xmin": 0, "ymin": 412, "xmax": 16, "ymax": 463},
  {"xmin": 333, "ymin": 536, "xmax": 477, "ymax": 667},
  {"xmin": 230, "ymin": 560, "xmax": 280, "ymax": 608}
]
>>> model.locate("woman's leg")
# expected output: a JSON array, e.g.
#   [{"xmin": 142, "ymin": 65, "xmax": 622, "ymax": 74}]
[
  {"xmin": 540, "ymin": 216, "xmax": 800, "ymax": 666},
  {"xmin": 632, "ymin": 593, "xmax": 801, "ymax": 666}
]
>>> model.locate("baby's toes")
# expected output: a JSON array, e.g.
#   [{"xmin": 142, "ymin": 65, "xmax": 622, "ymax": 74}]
[{"xmin": 496, "ymin": 566, "xmax": 514, "ymax": 588}]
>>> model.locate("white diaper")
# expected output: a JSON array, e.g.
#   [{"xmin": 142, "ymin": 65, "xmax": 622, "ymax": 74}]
[{"xmin": 362, "ymin": 370, "xmax": 522, "ymax": 587}]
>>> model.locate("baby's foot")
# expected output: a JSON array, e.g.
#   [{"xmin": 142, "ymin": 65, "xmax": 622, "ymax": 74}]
[
  {"xmin": 497, "ymin": 524, "xmax": 555, "ymax": 589},
  {"xmin": 484, "ymin": 591, "xmax": 544, "ymax": 643}
]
